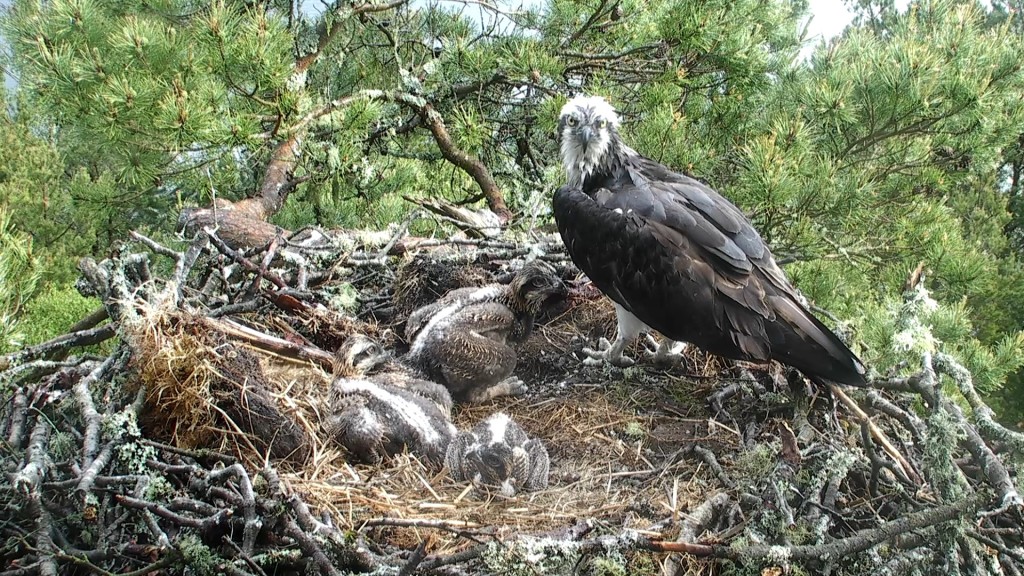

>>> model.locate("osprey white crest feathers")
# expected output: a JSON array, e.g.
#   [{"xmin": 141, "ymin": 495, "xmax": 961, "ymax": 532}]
[{"xmin": 558, "ymin": 95, "xmax": 634, "ymax": 188}]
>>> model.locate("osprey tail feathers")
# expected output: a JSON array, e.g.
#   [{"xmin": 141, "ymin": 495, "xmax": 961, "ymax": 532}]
[{"xmin": 768, "ymin": 296, "xmax": 868, "ymax": 386}]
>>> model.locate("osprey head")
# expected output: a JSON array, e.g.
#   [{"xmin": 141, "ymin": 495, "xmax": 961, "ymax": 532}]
[
  {"xmin": 333, "ymin": 334, "xmax": 388, "ymax": 378},
  {"xmin": 507, "ymin": 260, "xmax": 567, "ymax": 315},
  {"xmin": 558, "ymin": 95, "xmax": 622, "ymax": 186}
]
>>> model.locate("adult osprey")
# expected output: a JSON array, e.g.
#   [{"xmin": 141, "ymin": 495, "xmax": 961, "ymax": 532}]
[{"xmin": 553, "ymin": 95, "xmax": 867, "ymax": 386}]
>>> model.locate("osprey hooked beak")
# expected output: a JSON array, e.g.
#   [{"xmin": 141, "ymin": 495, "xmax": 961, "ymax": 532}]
[{"xmin": 578, "ymin": 125, "xmax": 594, "ymax": 146}]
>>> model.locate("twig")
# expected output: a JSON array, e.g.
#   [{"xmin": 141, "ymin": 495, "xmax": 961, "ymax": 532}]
[
  {"xmin": 14, "ymin": 417, "xmax": 51, "ymax": 494},
  {"xmin": 943, "ymin": 399, "xmax": 1022, "ymax": 511},
  {"xmin": 77, "ymin": 440, "xmax": 117, "ymax": 494},
  {"xmin": 6, "ymin": 386, "xmax": 29, "ymax": 447},
  {"xmin": 397, "ymin": 541, "xmax": 428, "ymax": 576},
  {"xmin": 933, "ymin": 352, "xmax": 1024, "ymax": 453},
  {"xmin": 1, "ymin": 324, "xmax": 117, "ymax": 368},
  {"xmin": 222, "ymin": 537, "xmax": 270, "ymax": 576},
  {"xmin": 204, "ymin": 228, "xmax": 291, "ymax": 290},
  {"xmin": 361, "ymin": 517, "xmax": 481, "ymax": 533},
  {"xmin": 684, "ymin": 445, "xmax": 734, "ymax": 489},
  {"xmin": 862, "ymin": 390, "xmax": 925, "ymax": 441},
  {"xmin": 653, "ymin": 491, "xmax": 989, "ymax": 561},
  {"xmin": 207, "ymin": 464, "xmax": 260, "ymax": 556},
  {"xmin": 830, "ymin": 384, "xmax": 921, "ymax": 485},
  {"xmin": 208, "ymin": 317, "xmax": 334, "ymax": 369},
  {"xmin": 115, "ymin": 494, "xmax": 231, "ymax": 533},
  {"xmin": 680, "ymin": 492, "xmax": 732, "ymax": 542},
  {"xmin": 75, "ymin": 353, "xmax": 119, "ymax": 470},
  {"xmin": 283, "ymin": 518, "xmax": 344, "ymax": 576}
]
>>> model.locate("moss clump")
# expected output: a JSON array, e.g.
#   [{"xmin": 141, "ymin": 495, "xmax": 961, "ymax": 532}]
[
  {"xmin": 17, "ymin": 283, "xmax": 103, "ymax": 349},
  {"xmin": 178, "ymin": 533, "xmax": 220, "ymax": 576}
]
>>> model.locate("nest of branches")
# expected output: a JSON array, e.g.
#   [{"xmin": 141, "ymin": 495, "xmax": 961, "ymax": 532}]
[{"xmin": 1, "ymin": 223, "xmax": 1023, "ymax": 576}]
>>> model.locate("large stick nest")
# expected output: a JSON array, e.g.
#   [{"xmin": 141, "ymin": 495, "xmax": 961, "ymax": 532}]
[{"xmin": 1, "ymin": 224, "xmax": 1022, "ymax": 576}]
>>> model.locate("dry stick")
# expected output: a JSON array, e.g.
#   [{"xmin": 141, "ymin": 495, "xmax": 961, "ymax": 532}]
[
  {"xmin": 859, "ymin": 421, "xmax": 904, "ymax": 498},
  {"xmin": 175, "ymin": 233, "xmax": 211, "ymax": 287},
  {"xmin": 208, "ymin": 317, "xmax": 334, "ymax": 370},
  {"xmin": 77, "ymin": 441, "xmax": 117, "ymax": 495},
  {"xmin": 933, "ymin": 353, "xmax": 1024, "ymax": 454},
  {"xmin": 917, "ymin": 352, "xmax": 1023, "ymax": 511},
  {"xmin": 166, "ymin": 497, "xmax": 221, "ymax": 516},
  {"xmin": 204, "ymin": 228, "xmax": 290, "ymax": 290},
  {"xmin": 127, "ymin": 230, "xmax": 212, "ymax": 307},
  {"xmin": 862, "ymin": 390, "xmax": 925, "ymax": 441},
  {"xmin": 14, "ymin": 418, "xmax": 51, "ymax": 494},
  {"xmin": 257, "ymin": 233, "xmax": 284, "ymax": 282},
  {"xmin": 943, "ymin": 399, "xmax": 1022, "ymax": 511},
  {"xmin": 397, "ymin": 541, "xmax": 428, "ymax": 576},
  {"xmin": 53, "ymin": 471, "xmax": 142, "ymax": 490},
  {"xmin": 67, "ymin": 306, "xmax": 110, "ymax": 333},
  {"xmin": 115, "ymin": 494, "xmax": 231, "ymax": 533},
  {"xmin": 283, "ymin": 518, "xmax": 344, "ymax": 576},
  {"xmin": 133, "ymin": 477, "xmax": 171, "ymax": 549},
  {"xmin": 50, "ymin": 544, "xmax": 182, "ymax": 576},
  {"xmin": 417, "ymin": 546, "xmax": 487, "ymax": 572},
  {"xmin": 967, "ymin": 529, "xmax": 1024, "ymax": 564},
  {"xmin": 654, "ymin": 491, "xmax": 989, "ymax": 561},
  {"xmin": 289, "ymin": 494, "xmax": 335, "ymax": 535},
  {"xmin": 6, "ymin": 387, "xmax": 29, "ymax": 448},
  {"xmin": 679, "ymin": 492, "xmax": 732, "ymax": 542},
  {"xmin": 130, "ymin": 231, "xmax": 181, "ymax": 261},
  {"xmin": 0, "ymin": 323, "xmax": 117, "ymax": 368},
  {"xmin": 80, "ymin": 376, "xmax": 146, "ymax": 493},
  {"xmin": 75, "ymin": 353, "xmax": 120, "ymax": 470},
  {"xmin": 0, "ymin": 564, "xmax": 44, "ymax": 576},
  {"xmin": 14, "ymin": 419, "xmax": 57, "ymax": 575},
  {"xmin": 141, "ymin": 439, "xmax": 237, "ymax": 464},
  {"xmin": 2, "ymin": 359, "xmax": 98, "ymax": 391},
  {"xmin": 361, "ymin": 517, "xmax": 482, "ymax": 533},
  {"xmin": 207, "ymin": 464, "xmax": 260, "ymax": 557},
  {"xmin": 31, "ymin": 496, "xmax": 59, "ymax": 576},
  {"xmin": 288, "ymin": 495, "xmax": 377, "ymax": 571},
  {"xmin": 685, "ymin": 445, "xmax": 735, "ymax": 489},
  {"xmin": 221, "ymin": 537, "xmax": 271, "ymax": 576},
  {"xmin": 829, "ymin": 384, "xmax": 922, "ymax": 485},
  {"xmin": 667, "ymin": 487, "xmax": 733, "ymax": 573}
]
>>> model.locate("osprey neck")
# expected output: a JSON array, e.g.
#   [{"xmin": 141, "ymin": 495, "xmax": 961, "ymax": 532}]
[{"xmin": 576, "ymin": 136, "xmax": 637, "ymax": 193}]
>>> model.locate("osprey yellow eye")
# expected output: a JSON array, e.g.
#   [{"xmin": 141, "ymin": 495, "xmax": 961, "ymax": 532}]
[
  {"xmin": 566, "ymin": 116, "xmax": 578, "ymax": 127},
  {"xmin": 596, "ymin": 119, "xmax": 607, "ymax": 129}
]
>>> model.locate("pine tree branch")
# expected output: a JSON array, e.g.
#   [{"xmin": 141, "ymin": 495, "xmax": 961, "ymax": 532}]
[
  {"xmin": 300, "ymin": 89, "xmax": 511, "ymax": 222},
  {"xmin": 295, "ymin": 0, "xmax": 410, "ymax": 74},
  {"xmin": 256, "ymin": 134, "xmax": 303, "ymax": 217},
  {"xmin": 559, "ymin": 0, "xmax": 611, "ymax": 49}
]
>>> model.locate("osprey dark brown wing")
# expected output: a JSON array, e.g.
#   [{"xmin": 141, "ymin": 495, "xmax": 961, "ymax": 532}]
[{"xmin": 554, "ymin": 179, "xmax": 867, "ymax": 386}]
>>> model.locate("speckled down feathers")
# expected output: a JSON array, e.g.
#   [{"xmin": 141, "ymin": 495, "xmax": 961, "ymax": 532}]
[
  {"xmin": 326, "ymin": 335, "xmax": 456, "ymax": 465},
  {"xmin": 445, "ymin": 412, "xmax": 550, "ymax": 496},
  {"xmin": 404, "ymin": 261, "xmax": 566, "ymax": 403}
]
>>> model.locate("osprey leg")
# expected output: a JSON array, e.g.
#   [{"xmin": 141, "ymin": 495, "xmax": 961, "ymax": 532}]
[
  {"xmin": 649, "ymin": 336, "xmax": 688, "ymax": 366},
  {"xmin": 582, "ymin": 303, "xmax": 644, "ymax": 367}
]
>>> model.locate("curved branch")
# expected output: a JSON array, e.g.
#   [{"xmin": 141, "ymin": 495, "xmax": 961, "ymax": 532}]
[{"xmin": 301, "ymin": 89, "xmax": 511, "ymax": 223}]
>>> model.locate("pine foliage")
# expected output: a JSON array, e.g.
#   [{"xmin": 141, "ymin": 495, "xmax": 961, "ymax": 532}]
[{"xmin": 3, "ymin": 0, "xmax": 1024, "ymax": 407}]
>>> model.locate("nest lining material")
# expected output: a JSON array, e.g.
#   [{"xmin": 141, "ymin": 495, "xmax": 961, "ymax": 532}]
[{"xmin": 121, "ymin": 293, "xmax": 738, "ymax": 556}]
